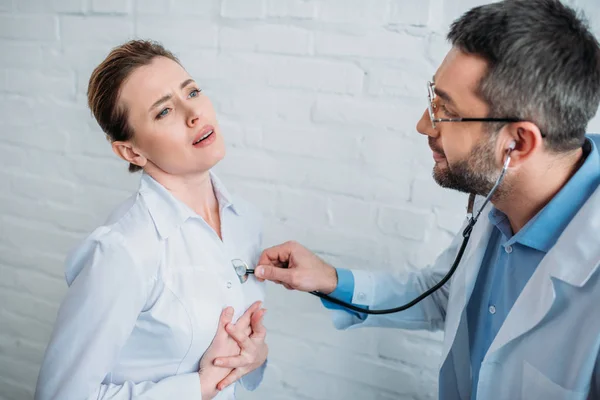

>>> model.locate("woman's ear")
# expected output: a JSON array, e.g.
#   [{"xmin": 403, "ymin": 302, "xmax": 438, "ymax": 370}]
[{"xmin": 111, "ymin": 141, "xmax": 147, "ymax": 169}]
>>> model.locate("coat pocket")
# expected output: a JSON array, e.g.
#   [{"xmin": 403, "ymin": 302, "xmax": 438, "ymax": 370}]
[{"xmin": 522, "ymin": 361, "xmax": 589, "ymax": 400}]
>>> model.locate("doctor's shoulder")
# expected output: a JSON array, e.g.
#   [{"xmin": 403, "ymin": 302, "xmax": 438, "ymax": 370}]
[{"xmin": 63, "ymin": 191, "xmax": 161, "ymax": 290}]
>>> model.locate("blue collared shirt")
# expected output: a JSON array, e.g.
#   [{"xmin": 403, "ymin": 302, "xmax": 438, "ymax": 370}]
[
  {"xmin": 467, "ymin": 137, "xmax": 600, "ymax": 398},
  {"xmin": 326, "ymin": 137, "xmax": 600, "ymax": 398}
]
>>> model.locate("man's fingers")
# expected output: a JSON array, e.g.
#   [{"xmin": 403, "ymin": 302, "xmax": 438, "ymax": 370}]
[
  {"xmin": 257, "ymin": 241, "xmax": 299, "ymax": 268},
  {"xmin": 216, "ymin": 368, "xmax": 244, "ymax": 391},
  {"xmin": 214, "ymin": 355, "xmax": 247, "ymax": 369},
  {"xmin": 250, "ymin": 308, "xmax": 267, "ymax": 339},
  {"xmin": 255, "ymin": 264, "xmax": 293, "ymax": 285}
]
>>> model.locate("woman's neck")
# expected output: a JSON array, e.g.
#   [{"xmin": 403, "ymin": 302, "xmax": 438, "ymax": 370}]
[{"xmin": 146, "ymin": 167, "xmax": 222, "ymax": 239}]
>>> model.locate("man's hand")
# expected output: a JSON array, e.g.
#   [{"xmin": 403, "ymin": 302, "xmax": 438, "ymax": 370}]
[
  {"xmin": 213, "ymin": 305, "xmax": 268, "ymax": 391},
  {"xmin": 198, "ymin": 302, "xmax": 262, "ymax": 399},
  {"xmin": 254, "ymin": 241, "xmax": 338, "ymax": 294}
]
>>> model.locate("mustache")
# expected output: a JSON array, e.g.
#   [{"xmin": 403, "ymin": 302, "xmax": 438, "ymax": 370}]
[{"xmin": 428, "ymin": 137, "xmax": 445, "ymax": 156}]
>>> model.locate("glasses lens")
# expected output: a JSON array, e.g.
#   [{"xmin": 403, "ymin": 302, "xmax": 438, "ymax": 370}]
[{"xmin": 427, "ymin": 82, "xmax": 436, "ymax": 129}]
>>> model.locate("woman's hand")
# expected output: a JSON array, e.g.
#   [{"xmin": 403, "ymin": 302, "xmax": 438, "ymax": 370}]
[
  {"xmin": 213, "ymin": 305, "xmax": 268, "ymax": 391},
  {"xmin": 198, "ymin": 302, "xmax": 263, "ymax": 399}
]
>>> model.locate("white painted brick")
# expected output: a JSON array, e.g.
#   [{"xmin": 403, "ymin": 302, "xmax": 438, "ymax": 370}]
[
  {"xmin": 3, "ymin": 0, "xmax": 600, "ymax": 398},
  {"xmin": 0, "ymin": 376, "xmax": 34, "ymax": 400},
  {"xmin": 1, "ymin": 123, "xmax": 69, "ymax": 153},
  {"xmin": 361, "ymin": 132, "xmax": 431, "ymax": 171},
  {"xmin": 266, "ymin": 56, "xmax": 365, "ymax": 94},
  {"xmin": 269, "ymin": 333, "xmax": 422, "ymax": 394},
  {"xmin": 14, "ymin": 0, "xmax": 86, "ymax": 13},
  {"xmin": 1, "ymin": 171, "xmax": 76, "ymax": 204},
  {"xmin": 0, "ymin": 244, "xmax": 65, "ymax": 279},
  {"xmin": 0, "ymin": 14, "xmax": 58, "ymax": 41},
  {"xmin": 313, "ymin": 95, "xmax": 422, "ymax": 132},
  {"xmin": 317, "ymin": 0, "xmax": 389, "ymax": 24},
  {"xmin": 378, "ymin": 205, "xmax": 432, "ymax": 240},
  {"xmin": 266, "ymin": 0, "xmax": 316, "ymax": 19},
  {"xmin": 261, "ymin": 124, "xmax": 361, "ymax": 162},
  {"xmin": 267, "ymin": 310, "xmax": 376, "ymax": 356},
  {"xmin": 408, "ymin": 226, "xmax": 455, "ymax": 268},
  {"xmin": 328, "ymin": 195, "xmax": 377, "ymax": 233},
  {"xmin": 92, "ymin": 0, "xmax": 132, "ymax": 14},
  {"xmin": 136, "ymin": 17, "xmax": 218, "ymax": 50},
  {"xmin": 366, "ymin": 61, "xmax": 433, "ymax": 98},
  {"xmin": 434, "ymin": 206, "xmax": 465, "ymax": 235},
  {"xmin": 0, "ymin": 142, "xmax": 76, "ymax": 181},
  {"xmin": 389, "ymin": 0, "xmax": 431, "ymax": 26},
  {"xmin": 168, "ymin": 0, "xmax": 220, "ymax": 16},
  {"xmin": 411, "ymin": 171, "xmax": 468, "ymax": 211},
  {"xmin": 70, "ymin": 156, "xmax": 141, "ymax": 192},
  {"xmin": 303, "ymin": 227, "xmax": 389, "ymax": 262},
  {"xmin": 0, "ymin": 289, "xmax": 59, "ymax": 326},
  {"xmin": 0, "ymin": 0, "xmax": 11, "ymax": 12},
  {"xmin": 0, "ymin": 265, "xmax": 66, "ymax": 305},
  {"xmin": 377, "ymin": 329, "xmax": 443, "ymax": 371},
  {"xmin": 213, "ymin": 87, "xmax": 314, "ymax": 123},
  {"xmin": 221, "ymin": 0, "xmax": 265, "ymax": 19},
  {"xmin": 0, "ymin": 42, "xmax": 49, "ymax": 68},
  {"xmin": 275, "ymin": 189, "xmax": 329, "ymax": 227},
  {"xmin": 0, "ymin": 216, "xmax": 80, "ymax": 255},
  {"xmin": 1, "ymin": 68, "xmax": 75, "ymax": 100},
  {"xmin": 0, "ymin": 309, "xmax": 54, "ymax": 344},
  {"xmin": 60, "ymin": 16, "xmax": 133, "ymax": 45},
  {"xmin": 134, "ymin": 0, "xmax": 168, "ymax": 15},
  {"xmin": 315, "ymin": 30, "xmax": 426, "ymax": 60},
  {"xmin": 220, "ymin": 25, "xmax": 311, "ymax": 55}
]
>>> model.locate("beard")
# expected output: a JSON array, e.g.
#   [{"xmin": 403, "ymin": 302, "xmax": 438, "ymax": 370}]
[{"xmin": 431, "ymin": 135, "xmax": 508, "ymax": 199}]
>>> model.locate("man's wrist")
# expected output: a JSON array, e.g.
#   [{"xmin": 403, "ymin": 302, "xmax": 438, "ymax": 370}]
[{"xmin": 321, "ymin": 264, "xmax": 338, "ymax": 294}]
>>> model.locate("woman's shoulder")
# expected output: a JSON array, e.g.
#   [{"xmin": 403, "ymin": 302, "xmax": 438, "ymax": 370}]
[{"xmin": 64, "ymin": 193, "xmax": 162, "ymax": 285}]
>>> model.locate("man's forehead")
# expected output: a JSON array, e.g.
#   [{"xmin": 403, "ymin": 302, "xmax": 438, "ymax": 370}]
[{"xmin": 434, "ymin": 48, "xmax": 488, "ymax": 93}]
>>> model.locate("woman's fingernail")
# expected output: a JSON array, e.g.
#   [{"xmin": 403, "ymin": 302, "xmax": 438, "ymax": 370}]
[
  {"xmin": 255, "ymin": 266, "xmax": 263, "ymax": 277},
  {"xmin": 214, "ymin": 359, "xmax": 223, "ymax": 366}
]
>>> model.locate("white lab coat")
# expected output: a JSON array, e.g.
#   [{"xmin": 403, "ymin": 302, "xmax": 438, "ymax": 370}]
[{"xmin": 330, "ymin": 135, "xmax": 600, "ymax": 399}]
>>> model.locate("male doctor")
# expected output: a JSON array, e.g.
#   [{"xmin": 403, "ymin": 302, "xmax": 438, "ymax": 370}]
[{"xmin": 253, "ymin": 0, "xmax": 600, "ymax": 398}]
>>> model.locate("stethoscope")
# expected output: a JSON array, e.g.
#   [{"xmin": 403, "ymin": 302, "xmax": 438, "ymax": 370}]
[{"xmin": 233, "ymin": 143, "xmax": 515, "ymax": 315}]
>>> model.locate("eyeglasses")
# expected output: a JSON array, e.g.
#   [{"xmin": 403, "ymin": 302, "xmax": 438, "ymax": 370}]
[{"xmin": 427, "ymin": 80, "xmax": 524, "ymax": 130}]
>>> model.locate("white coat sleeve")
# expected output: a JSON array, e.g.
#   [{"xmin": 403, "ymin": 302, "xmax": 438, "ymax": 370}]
[{"xmin": 34, "ymin": 232, "xmax": 203, "ymax": 400}]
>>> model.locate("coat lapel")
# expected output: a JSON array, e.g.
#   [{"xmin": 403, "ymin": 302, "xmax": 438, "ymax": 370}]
[
  {"xmin": 441, "ymin": 198, "xmax": 495, "ymax": 362},
  {"xmin": 486, "ymin": 185, "xmax": 600, "ymax": 357}
]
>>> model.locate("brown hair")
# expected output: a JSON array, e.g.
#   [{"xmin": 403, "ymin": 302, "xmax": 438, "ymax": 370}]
[{"xmin": 87, "ymin": 39, "xmax": 180, "ymax": 172}]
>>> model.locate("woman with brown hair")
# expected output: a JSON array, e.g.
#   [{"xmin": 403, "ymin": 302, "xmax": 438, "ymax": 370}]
[{"xmin": 34, "ymin": 40, "xmax": 268, "ymax": 400}]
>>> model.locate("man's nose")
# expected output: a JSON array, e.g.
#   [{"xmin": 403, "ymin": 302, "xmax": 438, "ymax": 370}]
[{"xmin": 416, "ymin": 108, "xmax": 438, "ymax": 138}]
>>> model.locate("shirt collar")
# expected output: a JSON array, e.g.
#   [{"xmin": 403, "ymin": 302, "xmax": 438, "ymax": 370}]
[
  {"xmin": 139, "ymin": 171, "xmax": 241, "ymax": 240},
  {"xmin": 489, "ymin": 137, "xmax": 600, "ymax": 252}
]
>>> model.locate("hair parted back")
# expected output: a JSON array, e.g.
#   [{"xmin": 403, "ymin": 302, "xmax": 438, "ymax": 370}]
[{"xmin": 87, "ymin": 39, "xmax": 180, "ymax": 172}]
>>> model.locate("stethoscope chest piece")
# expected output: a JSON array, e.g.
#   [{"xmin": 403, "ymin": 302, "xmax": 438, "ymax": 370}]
[{"xmin": 231, "ymin": 258, "xmax": 254, "ymax": 284}]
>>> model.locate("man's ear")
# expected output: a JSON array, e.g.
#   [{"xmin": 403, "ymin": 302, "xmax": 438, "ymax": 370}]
[
  {"xmin": 499, "ymin": 122, "xmax": 544, "ymax": 167},
  {"xmin": 111, "ymin": 141, "xmax": 147, "ymax": 169}
]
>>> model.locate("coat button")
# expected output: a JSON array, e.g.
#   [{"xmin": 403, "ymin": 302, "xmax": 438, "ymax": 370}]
[
  {"xmin": 489, "ymin": 305, "xmax": 496, "ymax": 314},
  {"xmin": 226, "ymin": 281, "xmax": 232, "ymax": 289}
]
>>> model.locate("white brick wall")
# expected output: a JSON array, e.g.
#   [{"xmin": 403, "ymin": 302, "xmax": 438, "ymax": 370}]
[{"xmin": 1, "ymin": 0, "xmax": 599, "ymax": 399}]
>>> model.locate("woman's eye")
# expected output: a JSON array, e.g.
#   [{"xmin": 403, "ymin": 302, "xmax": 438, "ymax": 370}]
[
  {"xmin": 156, "ymin": 108, "xmax": 170, "ymax": 119},
  {"xmin": 189, "ymin": 88, "xmax": 202, "ymax": 98}
]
